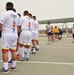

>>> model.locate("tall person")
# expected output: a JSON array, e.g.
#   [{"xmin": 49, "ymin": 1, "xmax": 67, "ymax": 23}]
[
  {"xmin": 19, "ymin": 10, "xmax": 32, "ymax": 61},
  {"xmin": 0, "ymin": 2, "xmax": 20, "ymax": 73},
  {"xmin": 33, "ymin": 16, "xmax": 39, "ymax": 51},
  {"xmin": 46, "ymin": 22, "xmax": 51, "ymax": 44}
]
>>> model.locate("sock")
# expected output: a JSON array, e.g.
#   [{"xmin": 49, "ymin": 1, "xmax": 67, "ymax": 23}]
[
  {"xmin": 8, "ymin": 51, "xmax": 12, "ymax": 61},
  {"xmin": 16, "ymin": 52, "xmax": 18, "ymax": 54},
  {"xmin": 32, "ymin": 48, "xmax": 36, "ymax": 52},
  {"xmin": 26, "ymin": 48, "xmax": 30, "ymax": 58},
  {"xmin": 12, "ymin": 61, "xmax": 16, "ymax": 68},
  {"xmin": 3, "ymin": 62, "xmax": 8, "ymax": 70},
  {"xmin": 36, "ymin": 45, "xmax": 39, "ymax": 49},
  {"xmin": 24, "ymin": 48, "xmax": 27, "ymax": 54},
  {"xmin": 20, "ymin": 47, "xmax": 25, "ymax": 58}
]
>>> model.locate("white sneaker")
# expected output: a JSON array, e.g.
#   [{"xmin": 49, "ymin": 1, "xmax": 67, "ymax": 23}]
[
  {"xmin": 47, "ymin": 42, "xmax": 51, "ymax": 44},
  {"xmin": 32, "ymin": 48, "xmax": 36, "ymax": 54}
]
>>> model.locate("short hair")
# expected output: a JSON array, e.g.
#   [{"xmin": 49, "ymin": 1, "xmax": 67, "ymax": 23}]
[
  {"xmin": 33, "ymin": 16, "xmax": 36, "ymax": 20},
  {"xmin": 33, "ymin": 16, "xmax": 36, "ymax": 18},
  {"xmin": 6, "ymin": 2, "xmax": 14, "ymax": 8},
  {"xmin": 29, "ymin": 13, "xmax": 32, "ymax": 16},
  {"xmin": 23, "ymin": 10, "xmax": 29, "ymax": 15},
  {"xmin": 47, "ymin": 22, "xmax": 50, "ymax": 24}
]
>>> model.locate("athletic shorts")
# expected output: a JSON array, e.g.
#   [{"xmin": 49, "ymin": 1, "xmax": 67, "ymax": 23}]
[
  {"xmin": 72, "ymin": 34, "xmax": 74, "ymax": 38},
  {"xmin": 2, "ymin": 33, "xmax": 17, "ymax": 51},
  {"xmin": 55, "ymin": 32, "xmax": 59, "ymax": 35},
  {"xmin": 32, "ymin": 30, "xmax": 38, "ymax": 40},
  {"xmin": 19, "ymin": 30, "xmax": 32, "ymax": 45},
  {"xmin": 47, "ymin": 32, "xmax": 51, "ymax": 36}
]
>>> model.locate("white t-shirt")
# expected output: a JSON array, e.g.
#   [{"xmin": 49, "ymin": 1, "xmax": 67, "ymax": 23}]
[
  {"xmin": 20, "ymin": 16, "xmax": 32, "ymax": 31},
  {"xmin": 33, "ymin": 20, "xmax": 39, "ymax": 32},
  {"xmin": 0, "ymin": 10, "xmax": 20, "ymax": 35},
  {"xmin": 29, "ymin": 18, "xmax": 34, "ymax": 31},
  {"xmin": 46, "ymin": 24, "xmax": 51, "ymax": 33}
]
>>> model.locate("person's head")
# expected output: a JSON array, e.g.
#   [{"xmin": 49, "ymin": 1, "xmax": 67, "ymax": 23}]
[
  {"xmin": 23, "ymin": 10, "xmax": 29, "ymax": 16},
  {"xmin": 55, "ymin": 26, "xmax": 57, "ymax": 28},
  {"xmin": 6, "ymin": 2, "xmax": 14, "ymax": 11},
  {"xmin": 28, "ymin": 13, "xmax": 32, "ymax": 18},
  {"xmin": 47, "ymin": 22, "xmax": 50, "ymax": 25},
  {"xmin": 33, "ymin": 16, "xmax": 36, "ymax": 20}
]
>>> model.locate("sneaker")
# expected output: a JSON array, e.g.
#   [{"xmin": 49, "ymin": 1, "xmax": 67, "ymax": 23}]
[
  {"xmin": 8, "ymin": 59, "xmax": 12, "ymax": 63},
  {"xmin": 55, "ymin": 39, "xmax": 58, "ymax": 41},
  {"xmin": 32, "ymin": 52, "xmax": 36, "ymax": 54},
  {"xmin": 0, "ymin": 67, "xmax": 10, "ymax": 74},
  {"xmin": 20, "ymin": 57, "xmax": 25, "ymax": 61},
  {"xmin": 31, "ymin": 48, "xmax": 33, "ymax": 51},
  {"xmin": 26, "ymin": 58, "xmax": 29, "ymax": 61},
  {"xmin": 36, "ymin": 47, "xmax": 39, "ymax": 50},
  {"xmin": 32, "ymin": 48, "xmax": 36, "ymax": 54},
  {"xmin": 47, "ymin": 42, "xmax": 51, "ymax": 44},
  {"xmin": 9, "ymin": 67, "xmax": 17, "ymax": 71}
]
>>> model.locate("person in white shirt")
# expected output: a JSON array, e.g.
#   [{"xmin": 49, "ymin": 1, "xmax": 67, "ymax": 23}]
[
  {"xmin": 0, "ymin": 2, "xmax": 20, "ymax": 73},
  {"xmin": 31, "ymin": 16, "xmax": 39, "ymax": 54},
  {"xmin": 72, "ymin": 24, "xmax": 74, "ymax": 43},
  {"xmin": 8, "ymin": 12, "xmax": 21, "ymax": 63},
  {"xmin": 46, "ymin": 22, "xmax": 51, "ymax": 44},
  {"xmin": 28, "ymin": 13, "xmax": 36, "ymax": 53},
  {"xmin": 33, "ymin": 16, "xmax": 39, "ymax": 50},
  {"xmin": 19, "ymin": 10, "xmax": 32, "ymax": 61}
]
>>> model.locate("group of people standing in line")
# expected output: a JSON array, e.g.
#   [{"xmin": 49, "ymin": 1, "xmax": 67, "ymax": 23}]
[
  {"xmin": 0, "ymin": 2, "xmax": 39, "ymax": 74},
  {"xmin": 46, "ymin": 22, "xmax": 63, "ymax": 44}
]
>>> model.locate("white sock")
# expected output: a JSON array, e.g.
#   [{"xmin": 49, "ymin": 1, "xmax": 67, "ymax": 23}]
[
  {"xmin": 16, "ymin": 52, "xmax": 18, "ymax": 54},
  {"xmin": 20, "ymin": 47, "xmax": 25, "ymax": 58},
  {"xmin": 12, "ymin": 61, "xmax": 16, "ymax": 68},
  {"xmin": 8, "ymin": 51, "xmax": 12, "ymax": 61},
  {"xmin": 32, "ymin": 48, "xmax": 36, "ymax": 52},
  {"xmin": 26, "ymin": 48, "xmax": 30, "ymax": 58},
  {"xmin": 3, "ymin": 62, "xmax": 8, "ymax": 70},
  {"xmin": 36, "ymin": 45, "xmax": 39, "ymax": 49},
  {"xmin": 24, "ymin": 48, "xmax": 27, "ymax": 54}
]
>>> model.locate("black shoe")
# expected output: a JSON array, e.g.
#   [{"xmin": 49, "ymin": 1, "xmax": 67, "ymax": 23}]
[
  {"xmin": 9, "ymin": 67, "xmax": 17, "ymax": 71},
  {"xmin": 0, "ymin": 67, "xmax": 10, "ymax": 74},
  {"xmin": 32, "ymin": 52, "xmax": 36, "ymax": 54},
  {"xmin": 26, "ymin": 58, "xmax": 29, "ymax": 61},
  {"xmin": 36, "ymin": 48, "xmax": 39, "ymax": 50},
  {"xmin": 31, "ymin": 48, "xmax": 33, "ymax": 51},
  {"xmin": 20, "ymin": 57, "xmax": 25, "ymax": 61},
  {"xmin": 8, "ymin": 59, "xmax": 12, "ymax": 63}
]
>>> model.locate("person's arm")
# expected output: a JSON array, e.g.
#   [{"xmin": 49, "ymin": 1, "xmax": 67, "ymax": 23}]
[
  {"xmin": 17, "ymin": 25, "xmax": 21, "ymax": 33},
  {"xmin": 0, "ymin": 14, "xmax": 5, "ymax": 31},
  {"xmin": 0, "ymin": 23, "xmax": 2, "ymax": 31},
  {"xmin": 46, "ymin": 25, "xmax": 48, "ymax": 33}
]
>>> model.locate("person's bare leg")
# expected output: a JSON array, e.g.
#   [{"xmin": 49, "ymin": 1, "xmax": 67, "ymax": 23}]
[{"xmin": 32, "ymin": 40, "xmax": 36, "ymax": 53}]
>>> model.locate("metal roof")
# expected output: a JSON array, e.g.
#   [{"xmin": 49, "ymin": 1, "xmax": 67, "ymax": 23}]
[{"xmin": 38, "ymin": 17, "xmax": 74, "ymax": 24}]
